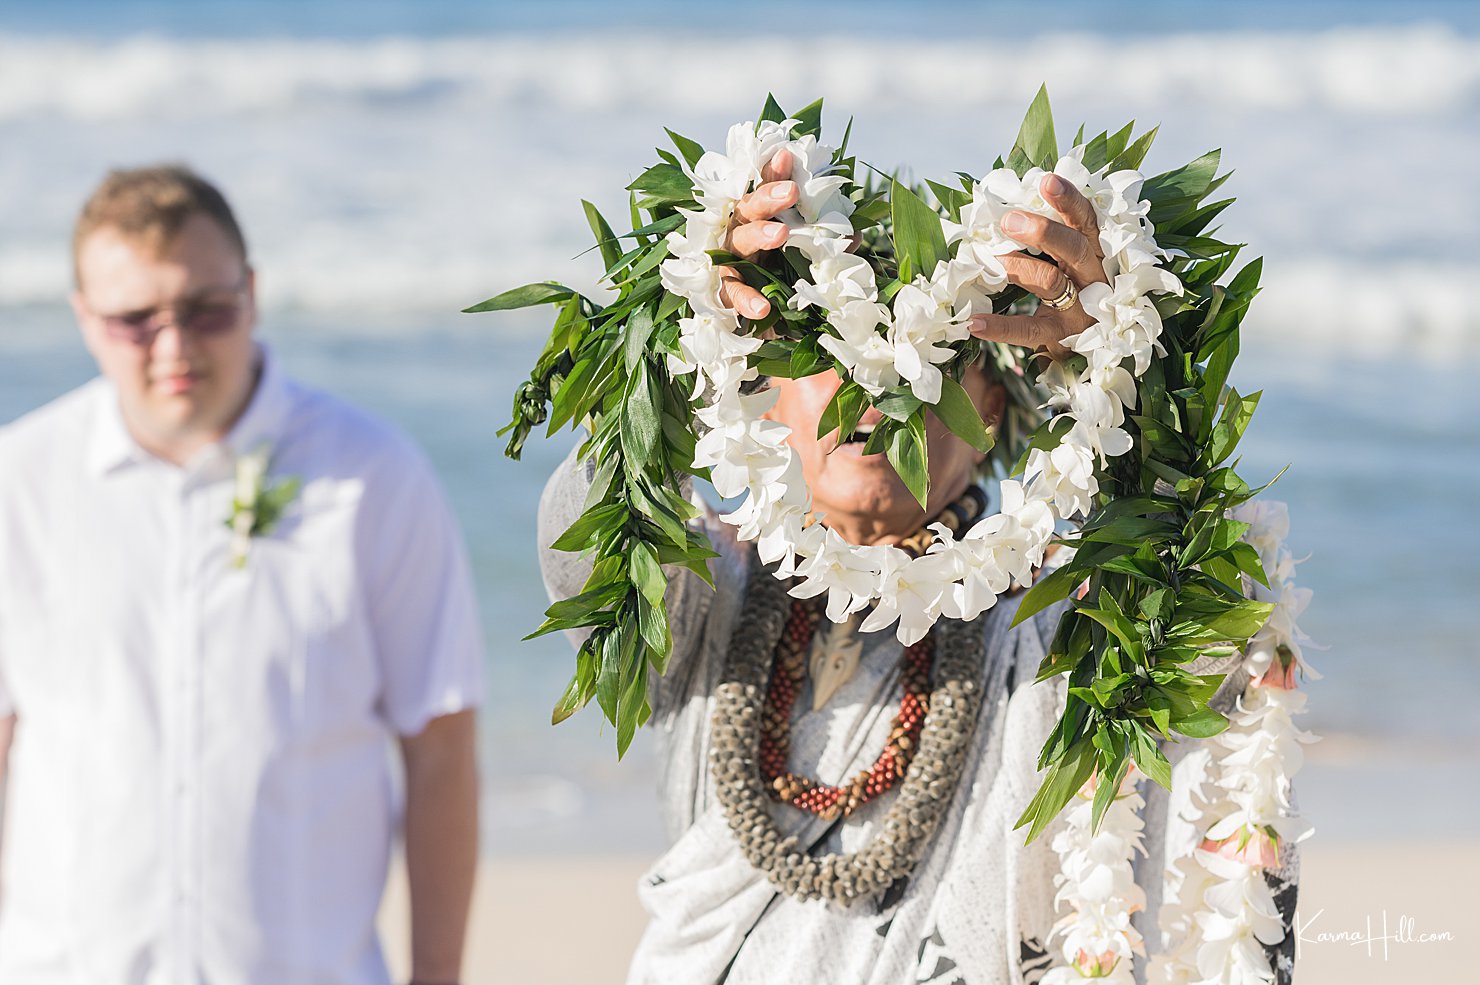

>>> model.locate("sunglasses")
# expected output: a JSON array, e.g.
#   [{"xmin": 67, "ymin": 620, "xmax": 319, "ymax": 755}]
[{"xmin": 92, "ymin": 282, "xmax": 250, "ymax": 346}]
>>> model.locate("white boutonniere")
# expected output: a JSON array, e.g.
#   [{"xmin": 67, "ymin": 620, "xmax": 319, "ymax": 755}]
[{"xmin": 226, "ymin": 444, "xmax": 301, "ymax": 568}]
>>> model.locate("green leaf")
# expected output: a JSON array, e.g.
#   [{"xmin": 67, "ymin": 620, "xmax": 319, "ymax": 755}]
[
  {"xmin": 615, "ymin": 638, "xmax": 652, "ymax": 758},
  {"xmin": 626, "ymin": 163, "xmax": 693, "ymax": 206},
  {"xmin": 1171, "ymin": 705, "xmax": 1230, "ymax": 738},
  {"xmin": 582, "ymin": 200, "xmax": 621, "ymax": 273},
  {"xmin": 620, "ymin": 362, "xmax": 662, "ymax": 466},
  {"xmin": 1106, "ymin": 125, "xmax": 1160, "ymax": 173},
  {"xmin": 1091, "ymin": 753, "xmax": 1130, "ymax": 834},
  {"xmin": 1130, "ymin": 728, "xmax": 1172, "ymax": 790},
  {"xmin": 664, "ymin": 128, "xmax": 704, "ymax": 169},
  {"xmin": 463, "ymin": 282, "xmax": 574, "ymax": 313},
  {"xmin": 759, "ymin": 93, "xmax": 787, "ymax": 125},
  {"xmin": 550, "ymin": 502, "xmax": 627, "ymax": 554},
  {"xmin": 634, "ymin": 594, "xmax": 670, "ymax": 660},
  {"xmin": 1013, "ymin": 84, "xmax": 1058, "ymax": 168},
  {"xmin": 1229, "ymin": 255, "xmax": 1264, "ymax": 296},
  {"xmin": 1143, "ymin": 150, "xmax": 1221, "ymax": 207},
  {"xmin": 1077, "ymin": 606, "xmax": 1145, "ymax": 664},
  {"xmin": 874, "ymin": 390, "xmax": 923, "ymax": 423},
  {"xmin": 630, "ymin": 541, "xmax": 667, "ymax": 608},
  {"xmin": 925, "ymin": 178, "xmax": 970, "ymax": 216},
  {"xmin": 1227, "ymin": 541, "xmax": 1270, "ymax": 588},
  {"xmin": 1014, "ymin": 737, "xmax": 1096, "ymax": 845},
  {"xmin": 1206, "ymin": 389, "xmax": 1261, "ymax": 467},
  {"xmin": 816, "ymin": 379, "xmax": 869, "ymax": 441},
  {"xmin": 932, "ymin": 375, "xmax": 994, "ymax": 454},
  {"xmin": 890, "ymin": 179, "xmax": 949, "ymax": 283},
  {"xmin": 622, "ymin": 306, "xmax": 657, "ymax": 373},
  {"xmin": 551, "ymin": 669, "xmax": 584, "ymax": 725},
  {"xmin": 885, "ymin": 411, "xmax": 930, "ymax": 510},
  {"xmin": 1011, "ymin": 562, "xmax": 1082, "ymax": 627},
  {"xmin": 793, "ymin": 97, "xmax": 823, "ymax": 137},
  {"xmin": 1138, "ymin": 587, "xmax": 1175, "ymax": 622}
]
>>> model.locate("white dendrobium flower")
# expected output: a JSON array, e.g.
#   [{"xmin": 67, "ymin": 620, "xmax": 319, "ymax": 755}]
[
  {"xmin": 936, "ymin": 529, "xmax": 1012, "ymax": 622},
  {"xmin": 781, "ymin": 134, "xmax": 854, "ymax": 225},
  {"xmin": 792, "ymin": 253, "xmax": 878, "ymax": 311},
  {"xmin": 753, "ymin": 499, "xmax": 810, "ymax": 576},
  {"xmin": 689, "ymin": 118, "xmax": 795, "ymax": 207},
  {"xmin": 784, "ymin": 212, "xmax": 854, "ymax": 262},
  {"xmin": 1067, "ymin": 383, "xmax": 1134, "ymax": 464},
  {"xmin": 1099, "ymin": 219, "xmax": 1166, "ymax": 278},
  {"xmin": 1027, "ymin": 442, "xmax": 1099, "ymax": 519},
  {"xmin": 927, "ymin": 256, "xmax": 1007, "ymax": 318},
  {"xmin": 859, "ymin": 547, "xmax": 956, "ymax": 645},
  {"xmin": 1053, "ymin": 154, "xmax": 1149, "ymax": 224},
  {"xmin": 888, "ymin": 283, "xmax": 965, "ymax": 405},
  {"xmin": 817, "ymin": 299, "xmax": 898, "ymax": 396},
  {"xmin": 693, "ymin": 390, "xmax": 793, "ymax": 500},
  {"xmin": 668, "ymin": 311, "xmax": 761, "ymax": 399},
  {"xmin": 1071, "ymin": 264, "xmax": 1182, "ymax": 372},
  {"xmin": 947, "ymin": 189, "xmax": 1021, "ymax": 275},
  {"xmin": 789, "ymin": 524, "xmax": 880, "ymax": 621},
  {"xmin": 964, "ymin": 480, "xmax": 1054, "ymax": 588},
  {"xmin": 983, "ymin": 165, "xmax": 1051, "ymax": 216}
]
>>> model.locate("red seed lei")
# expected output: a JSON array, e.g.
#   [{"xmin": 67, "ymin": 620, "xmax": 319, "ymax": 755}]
[{"xmin": 758, "ymin": 596, "xmax": 933, "ymax": 821}]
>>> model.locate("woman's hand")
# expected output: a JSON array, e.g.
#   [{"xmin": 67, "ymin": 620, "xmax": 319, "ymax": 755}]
[
  {"xmin": 716, "ymin": 150, "xmax": 797, "ymax": 320},
  {"xmin": 717, "ymin": 163, "xmax": 1107, "ymax": 362},
  {"xmin": 967, "ymin": 173, "xmax": 1108, "ymax": 360}
]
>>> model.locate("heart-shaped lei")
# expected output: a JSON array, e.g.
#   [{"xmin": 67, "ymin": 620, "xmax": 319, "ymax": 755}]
[
  {"xmin": 659, "ymin": 113, "xmax": 1181, "ymax": 648},
  {"xmin": 480, "ymin": 90, "xmax": 1278, "ymax": 844}
]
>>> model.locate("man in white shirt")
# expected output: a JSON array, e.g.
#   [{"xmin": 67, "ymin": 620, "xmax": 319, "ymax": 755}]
[{"xmin": 0, "ymin": 166, "xmax": 484, "ymax": 985}]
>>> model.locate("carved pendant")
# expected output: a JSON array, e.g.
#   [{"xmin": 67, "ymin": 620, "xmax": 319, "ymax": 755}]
[{"xmin": 808, "ymin": 614, "xmax": 863, "ymax": 710}]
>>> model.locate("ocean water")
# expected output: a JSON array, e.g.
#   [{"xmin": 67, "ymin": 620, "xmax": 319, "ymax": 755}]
[{"xmin": 2, "ymin": 0, "xmax": 1477, "ymax": 852}]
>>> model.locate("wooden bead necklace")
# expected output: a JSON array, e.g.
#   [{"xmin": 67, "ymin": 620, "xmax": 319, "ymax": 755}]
[{"xmin": 758, "ymin": 595, "xmax": 932, "ymax": 821}]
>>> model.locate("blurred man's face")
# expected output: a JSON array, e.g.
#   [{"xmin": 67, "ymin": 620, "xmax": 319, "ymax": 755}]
[{"xmin": 72, "ymin": 213, "xmax": 258, "ymax": 463}]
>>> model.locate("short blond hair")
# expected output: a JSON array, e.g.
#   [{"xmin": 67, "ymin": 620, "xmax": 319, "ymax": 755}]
[{"xmin": 73, "ymin": 164, "xmax": 248, "ymax": 285}]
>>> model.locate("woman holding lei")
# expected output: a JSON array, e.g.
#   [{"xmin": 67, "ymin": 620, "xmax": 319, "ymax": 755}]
[{"xmin": 534, "ymin": 146, "xmax": 1302, "ymax": 984}]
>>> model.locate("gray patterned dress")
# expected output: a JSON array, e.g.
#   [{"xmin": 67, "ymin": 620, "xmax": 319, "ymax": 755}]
[{"xmin": 538, "ymin": 447, "xmax": 1299, "ymax": 985}]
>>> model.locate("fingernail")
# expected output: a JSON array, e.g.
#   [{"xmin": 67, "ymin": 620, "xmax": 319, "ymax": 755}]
[
  {"xmin": 767, "ymin": 225, "xmax": 787, "ymax": 246},
  {"xmin": 768, "ymin": 182, "xmax": 792, "ymax": 202},
  {"xmin": 747, "ymin": 297, "xmax": 767, "ymax": 317},
  {"xmin": 1002, "ymin": 212, "xmax": 1028, "ymax": 234},
  {"xmin": 1044, "ymin": 173, "xmax": 1069, "ymax": 196}
]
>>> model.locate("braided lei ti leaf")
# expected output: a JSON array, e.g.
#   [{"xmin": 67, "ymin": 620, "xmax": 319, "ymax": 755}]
[{"xmin": 477, "ymin": 89, "xmax": 1291, "ymax": 853}]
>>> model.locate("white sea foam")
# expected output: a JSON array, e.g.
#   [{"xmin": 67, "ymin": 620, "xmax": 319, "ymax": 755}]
[
  {"xmin": 1, "ymin": 25, "xmax": 1479, "ymax": 121},
  {"xmin": 2, "ymin": 25, "xmax": 1475, "ymax": 359}
]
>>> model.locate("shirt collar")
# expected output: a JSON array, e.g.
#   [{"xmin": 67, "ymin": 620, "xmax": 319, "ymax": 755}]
[
  {"xmin": 221, "ymin": 343, "xmax": 294, "ymax": 464},
  {"xmin": 85, "ymin": 343, "xmax": 294, "ymax": 479}
]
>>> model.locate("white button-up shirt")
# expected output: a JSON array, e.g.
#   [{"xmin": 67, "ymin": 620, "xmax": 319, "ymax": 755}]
[{"xmin": 0, "ymin": 347, "xmax": 485, "ymax": 985}]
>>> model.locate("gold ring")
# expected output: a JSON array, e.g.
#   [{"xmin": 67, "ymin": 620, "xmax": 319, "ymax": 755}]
[{"xmin": 1040, "ymin": 278, "xmax": 1078, "ymax": 311}]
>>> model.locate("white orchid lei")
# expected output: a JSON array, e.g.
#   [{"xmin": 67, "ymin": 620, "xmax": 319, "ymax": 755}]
[
  {"xmin": 480, "ymin": 90, "xmax": 1285, "ymax": 850},
  {"xmin": 1043, "ymin": 763, "xmax": 1151, "ymax": 985},
  {"xmin": 1147, "ymin": 501, "xmax": 1317, "ymax": 985}
]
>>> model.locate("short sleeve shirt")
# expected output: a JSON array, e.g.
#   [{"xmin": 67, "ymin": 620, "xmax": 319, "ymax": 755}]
[{"xmin": 0, "ymin": 346, "xmax": 485, "ymax": 985}]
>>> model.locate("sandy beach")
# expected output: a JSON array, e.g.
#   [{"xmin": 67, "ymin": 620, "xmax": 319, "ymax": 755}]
[{"xmin": 379, "ymin": 839, "xmax": 1477, "ymax": 983}]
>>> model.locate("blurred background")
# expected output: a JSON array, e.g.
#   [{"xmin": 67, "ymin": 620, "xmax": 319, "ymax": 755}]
[{"xmin": 2, "ymin": 1, "xmax": 1477, "ymax": 981}]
